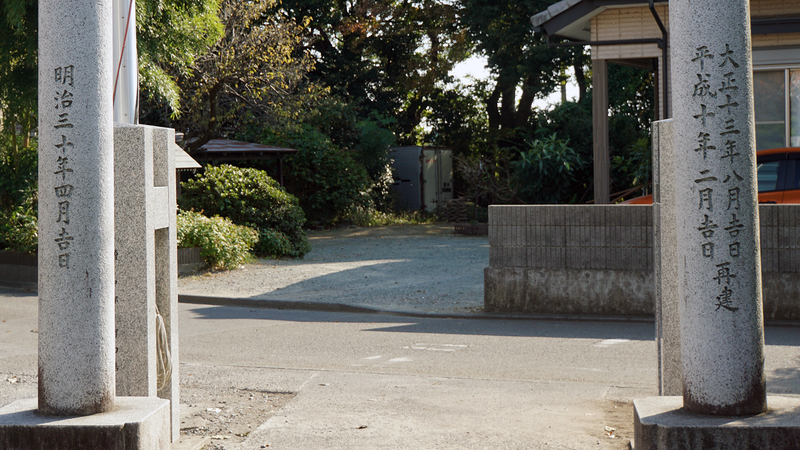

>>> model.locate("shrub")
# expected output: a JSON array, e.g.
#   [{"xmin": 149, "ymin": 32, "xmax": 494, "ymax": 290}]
[
  {"xmin": 269, "ymin": 127, "xmax": 371, "ymax": 226},
  {"xmin": 347, "ymin": 206, "xmax": 439, "ymax": 227},
  {"xmin": 0, "ymin": 204, "xmax": 37, "ymax": 253},
  {"xmin": 611, "ymin": 137, "xmax": 652, "ymax": 194},
  {"xmin": 0, "ymin": 143, "xmax": 38, "ymax": 253},
  {"xmin": 179, "ymin": 164, "xmax": 311, "ymax": 257},
  {"xmin": 512, "ymin": 134, "xmax": 585, "ymax": 204},
  {"xmin": 177, "ymin": 210, "xmax": 258, "ymax": 270}
]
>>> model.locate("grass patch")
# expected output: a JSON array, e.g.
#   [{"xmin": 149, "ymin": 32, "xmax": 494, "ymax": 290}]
[{"xmin": 347, "ymin": 206, "xmax": 441, "ymax": 227}]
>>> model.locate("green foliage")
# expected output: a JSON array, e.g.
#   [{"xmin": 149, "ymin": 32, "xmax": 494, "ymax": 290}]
[
  {"xmin": 0, "ymin": 139, "xmax": 37, "ymax": 253},
  {"xmin": 0, "ymin": 201, "xmax": 37, "ymax": 253},
  {"xmin": 608, "ymin": 65, "xmax": 654, "ymax": 132},
  {"xmin": 265, "ymin": 127, "xmax": 371, "ymax": 226},
  {"xmin": 460, "ymin": 0, "xmax": 584, "ymax": 133},
  {"xmin": 347, "ymin": 206, "xmax": 439, "ymax": 227},
  {"xmin": 512, "ymin": 134, "xmax": 585, "ymax": 204},
  {"xmin": 273, "ymin": 0, "xmax": 470, "ymax": 144},
  {"xmin": 534, "ymin": 99, "xmax": 593, "ymax": 160},
  {"xmin": 0, "ymin": 205, "xmax": 36, "ymax": 253},
  {"xmin": 611, "ymin": 138, "xmax": 652, "ymax": 192},
  {"xmin": 280, "ymin": 99, "xmax": 397, "ymax": 206},
  {"xmin": 177, "ymin": 210, "xmax": 257, "ymax": 270},
  {"xmin": 169, "ymin": 0, "xmax": 315, "ymax": 151},
  {"xmin": 351, "ymin": 119, "xmax": 396, "ymax": 209},
  {"xmin": 0, "ymin": 140, "xmax": 37, "ymax": 210},
  {"xmin": 0, "ymin": 0, "xmax": 37, "ymax": 147},
  {"xmin": 179, "ymin": 165, "xmax": 311, "ymax": 257},
  {"xmin": 353, "ymin": 120, "xmax": 396, "ymax": 181},
  {"xmin": 137, "ymin": 0, "xmax": 222, "ymax": 114},
  {"xmin": 465, "ymin": 202, "xmax": 488, "ymax": 223}
]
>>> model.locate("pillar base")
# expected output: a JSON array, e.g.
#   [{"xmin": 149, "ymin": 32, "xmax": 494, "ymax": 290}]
[
  {"xmin": 0, "ymin": 397, "xmax": 170, "ymax": 450},
  {"xmin": 634, "ymin": 396, "xmax": 800, "ymax": 449}
]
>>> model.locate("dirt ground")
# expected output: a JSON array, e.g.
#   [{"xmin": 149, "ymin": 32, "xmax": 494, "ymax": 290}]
[
  {"xmin": 180, "ymin": 382, "xmax": 295, "ymax": 449},
  {"xmin": 179, "ymin": 224, "xmax": 488, "ymax": 315}
]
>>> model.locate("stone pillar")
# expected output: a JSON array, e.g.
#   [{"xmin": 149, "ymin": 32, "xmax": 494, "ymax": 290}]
[
  {"xmin": 652, "ymin": 119, "xmax": 681, "ymax": 396},
  {"xmin": 152, "ymin": 128, "xmax": 181, "ymax": 442},
  {"xmin": 37, "ymin": 0, "xmax": 115, "ymax": 415},
  {"xmin": 114, "ymin": 125, "xmax": 159, "ymax": 398},
  {"xmin": 114, "ymin": 124, "xmax": 180, "ymax": 441},
  {"xmin": 671, "ymin": 0, "xmax": 766, "ymax": 415}
]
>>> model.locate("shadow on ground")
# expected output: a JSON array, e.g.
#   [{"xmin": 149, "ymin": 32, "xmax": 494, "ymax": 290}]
[{"xmin": 185, "ymin": 304, "xmax": 656, "ymax": 340}]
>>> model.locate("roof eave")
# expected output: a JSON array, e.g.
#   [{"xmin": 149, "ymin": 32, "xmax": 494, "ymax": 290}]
[{"xmin": 532, "ymin": 0, "xmax": 668, "ymax": 42}]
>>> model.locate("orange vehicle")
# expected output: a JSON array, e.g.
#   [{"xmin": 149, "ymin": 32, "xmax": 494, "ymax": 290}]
[{"xmin": 621, "ymin": 147, "xmax": 800, "ymax": 204}]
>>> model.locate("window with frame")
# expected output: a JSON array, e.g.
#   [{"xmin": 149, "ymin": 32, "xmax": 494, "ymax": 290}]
[{"xmin": 754, "ymin": 68, "xmax": 800, "ymax": 150}]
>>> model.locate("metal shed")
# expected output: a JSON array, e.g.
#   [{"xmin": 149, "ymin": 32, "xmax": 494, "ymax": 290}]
[{"xmin": 390, "ymin": 146, "xmax": 453, "ymax": 212}]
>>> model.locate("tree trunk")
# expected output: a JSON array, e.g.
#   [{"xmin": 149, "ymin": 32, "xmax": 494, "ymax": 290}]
[
  {"xmin": 22, "ymin": 110, "xmax": 31, "ymax": 148},
  {"xmin": 515, "ymin": 77, "xmax": 537, "ymax": 129},
  {"xmin": 499, "ymin": 84, "xmax": 516, "ymax": 131},
  {"xmin": 10, "ymin": 118, "xmax": 19, "ymax": 173},
  {"xmin": 574, "ymin": 62, "xmax": 587, "ymax": 103},
  {"xmin": 487, "ymin": 83, "xmax": 502, "ymax": 132}
]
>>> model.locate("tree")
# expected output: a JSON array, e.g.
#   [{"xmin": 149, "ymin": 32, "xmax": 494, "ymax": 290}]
[
  {"xmin": 276, "ymin": 0, "xmax": 469, "ymax": 140},
  {"xmin": 137, "ymin": 0, "xmax": 223, "ymax": 115},
  {"xmin": 0, "ymin": 0, "xmax": 37, "ymax": 155},
  {"xmin": 172, "ymin": 0, "xmax": 316, "ymax": 152},
  {"xmin": 460, "ymin": 0, "xmax": 585, "ymax": 135},
  {"xmin": 0, "ymin": 0, "xmax": 223, "ymax": 133}
]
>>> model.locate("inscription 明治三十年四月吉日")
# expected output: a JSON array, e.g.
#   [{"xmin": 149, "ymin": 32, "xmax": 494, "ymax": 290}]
[{"xmin": 52, "ymin": 65, "xmax": 76, "ymax": 269}]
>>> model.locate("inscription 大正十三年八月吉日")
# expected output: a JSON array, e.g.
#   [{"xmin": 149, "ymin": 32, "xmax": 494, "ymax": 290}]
[{"xmin": 688, "ymin": 43, "xmax": 747, "ymax": 313}]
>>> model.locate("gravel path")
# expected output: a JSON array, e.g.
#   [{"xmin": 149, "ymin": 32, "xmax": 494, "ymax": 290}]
[{"xmin": 179, "ymin": 224, "xmax": 489, "ymax": 315}]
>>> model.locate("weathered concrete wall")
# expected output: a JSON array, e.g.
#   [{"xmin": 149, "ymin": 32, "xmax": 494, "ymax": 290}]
[
  {"xmin": 485, "ymin": 267, "xmax": 654, "ymax": 316},
  {"xmin": 485, "ymin": 204, "xmax": 800, "ymax": 319}
]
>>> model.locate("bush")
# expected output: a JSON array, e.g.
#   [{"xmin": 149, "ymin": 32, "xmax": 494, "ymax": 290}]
[
  {"xmin": 347, "ymin": 206, "xmax": 439, "ymax": 227},
  {"xmin": 268, "ymin": 127, "xmax": 371, "ymax": 226},
  {"xmin": 512, "ymin": 134, "xmax": 585, "ymax": 204},
  {"xmin": 611, "ymin": 137, "xmax": 652, "ymax": 194},
  {"xmin": 466, "ymin": 202, "xmax": 488, "ymax": 223},
  {"xmin": 0, "ymin": 143, "xmax": 38, "ymax": 253},
  {"xmin": 0, "ymin": 204, "xmax": 37, "ymax": 253},
  {"xmin": 179, "ymin": 165, "xmax": 311, "ymax": 257},
  {"xmin": 177, "ymin": 210, "xmax": 258, "ymax": 270}
]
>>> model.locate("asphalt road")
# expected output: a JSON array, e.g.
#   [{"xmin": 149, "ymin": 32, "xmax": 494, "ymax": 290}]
[{"xmin": 5, "ymin": 288, "xmax": 800, "ymax": 449}]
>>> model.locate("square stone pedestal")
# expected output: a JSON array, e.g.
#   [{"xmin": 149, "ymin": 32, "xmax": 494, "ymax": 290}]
[
  {"xmin": 0, "ymin": 397, "xmax": 170, "ymax": 450},
  {"xmin": 634, "ymin": 396, "xmax": 800, "ymax": 449}
]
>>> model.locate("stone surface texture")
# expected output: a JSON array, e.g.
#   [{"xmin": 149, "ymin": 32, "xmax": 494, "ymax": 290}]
[
  {"xmin": 652, "ymin": 119, "xmax": 682, "ymax": 396},
  {"xmin": 114, "ymin": 124, "xmax": 180, "ymax": 441},
  {"xmin": 671, "ymin": 0, "xmax": 766, "ymax": 415},
  {"xmin": 152, "ymin": 128, "xmax": 180, "ymax": 443},
  {"xmin": 37, "ymin": 0, "xmax": 116, "ymax": 415},
  {"xmin": 0, "ymin": 397, "xmax": 170, "ymax": 450},
  {"xmin": 634, "ymin": 396, "xmax": 800, "ymax": 450}
]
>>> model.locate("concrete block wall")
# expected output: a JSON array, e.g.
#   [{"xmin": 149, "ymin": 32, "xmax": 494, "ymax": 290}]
[
  {"xmin": 759, "ymin": 205, "xmax": 800, "ymax": 274},
  {"xmin": 759, "ymin": 205, "xmax": 800, "ymax": 320},
  {"xmin": 485, "ymin": 204, "xmax": 654, "ymax": 316},
  {"xmin": 485, "ymin": 204, "xmax": 800, "ymax": 319},
  {"xmin": 489, "ymin": 205, "xmax": 653, "ymax": 271}
]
